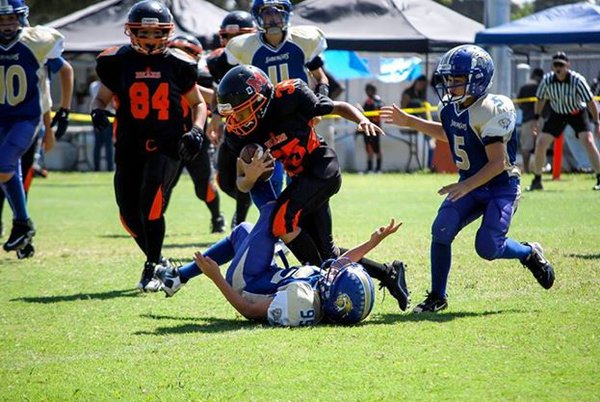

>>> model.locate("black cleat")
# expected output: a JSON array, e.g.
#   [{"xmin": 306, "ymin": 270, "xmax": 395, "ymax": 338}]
[
  {"xmin": 527, "ymin": 177, "xmax": 543, "ymax": 191},
  {"xmin": 379, "ymin": 260, "xmax": 410, "ymax": 311},
  {"xmin": 3, "ymin": 219, "xmax": 35, "ymax": 252},
  {"xmin": 412, "ymin": 292, "xmax": 448, "ymax": 314},
  {"xmin": 522, "ymin": 242, "xmax": 555, "ymax": 289},
  {"xmin": 137, "ymin": 261, "xmax": 161, "ymax": 292},
  {"xmin": 211, "ymin": 214, "xmax": 226, "ymax": 233}
]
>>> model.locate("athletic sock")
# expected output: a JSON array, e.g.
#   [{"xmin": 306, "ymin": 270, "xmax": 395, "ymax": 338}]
[
  {"xmin": 498, "ymin": 238, "xmax": 532, "ymax": 261},
  {"xmin": 431, "ymin": 241, "xmax": 451, "ymax": 298},
  {"xmin": 0, "ymin": 174, "xmax": 28, "ymax": 221},
  {"xmin": 286, "ymin": 230, "xmax": 322, "ymax": 266}
]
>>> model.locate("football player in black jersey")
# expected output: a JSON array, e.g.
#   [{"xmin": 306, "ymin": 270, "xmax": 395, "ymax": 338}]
[
  {"xmin": 90, "ymin": 0, "xmax": 207, "ymax": 291},
  {"xmin": 217, "ymin": 65, "xmax": 410, "ymax": 310},
  {"xmin": 167, "ymin": 35, "xmax": 225, "ymax": 234},
  {"xmin": 206, "ymin": 10, "xmax": 257, "ymax": 229}
]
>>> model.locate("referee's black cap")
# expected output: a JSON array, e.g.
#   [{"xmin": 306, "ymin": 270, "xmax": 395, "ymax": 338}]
[{"xmin": 552, "ymin": 52, "xmax": 569, "ymax": 65}]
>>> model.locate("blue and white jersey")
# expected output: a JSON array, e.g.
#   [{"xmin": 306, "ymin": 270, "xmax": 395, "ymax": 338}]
[
  {"xmin": 225, "ymin": 25, "xmax": 326, "ymax": 84},
  {"xmin": 225, "ymin": 202, "xmax": 322, "ymax": 300},
  {"xmin": 0, "ymin": 26, "xmax": 64, "ymax": 120},
  {"xmin": 438, "ymin": 93, "xmax": 519, "ymax": 186}
]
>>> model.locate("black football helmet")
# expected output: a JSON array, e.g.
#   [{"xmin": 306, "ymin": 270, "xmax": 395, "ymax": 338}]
[
  {"xmin": 217, "ymin": 65, "xmax": 273, "ymax": 137},
  {"xmin": 218, "ymin": 10, "xmax": 256, "ymax": 46},
  {"xmin": 125, "ymin": 0, "xmax": 174, "ymax": 55},
  {"xmin": 168, "ymin": 34, "xmax": 203, "ymax": 59}
]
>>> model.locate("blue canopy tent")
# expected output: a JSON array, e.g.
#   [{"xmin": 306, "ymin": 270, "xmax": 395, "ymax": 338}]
[{"xmin": 475, "ymin": 2, "xmax": 600, "ymax": 53}]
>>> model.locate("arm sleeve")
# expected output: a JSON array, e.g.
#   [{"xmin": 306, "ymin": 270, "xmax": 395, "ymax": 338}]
[
  {"xmin": 46, "ymin": 57, "xmax": 65, "ymax": 74},
  {"xmin": 95, "ymin": 54, "xmax": 120, "ymax": 93},
  {"xmin": 535, "ymin": 78, "xmax": 548, "ymax": 100},
  {"xmin": 294, "ymin": 80, "xmax": 334, "ymax": 117}
]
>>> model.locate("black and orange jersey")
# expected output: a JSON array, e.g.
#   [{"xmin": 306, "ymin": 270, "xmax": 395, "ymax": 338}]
[
  {"xmin": 363, "ymin": 95, "xmax": 383, "ymax": 125},
  {"xmin": 206, "ymin": 47, "xmax": 234, "ymax": 84},
  {"xmin": 96, "ymin": 45, "xmax": 198, "ymax": 148},
  {"xmin": 226, "ymin": 79, "xmax": 335, "ymax": 177}
]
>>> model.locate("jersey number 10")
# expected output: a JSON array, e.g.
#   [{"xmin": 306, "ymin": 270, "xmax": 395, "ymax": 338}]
[
  {"xmin": 0, "ymin": 65, "xmax": 27, "ymax": 106},
  {"xmin": 129, "ymin": 82, "xmax": 169, "ymax": 120}
]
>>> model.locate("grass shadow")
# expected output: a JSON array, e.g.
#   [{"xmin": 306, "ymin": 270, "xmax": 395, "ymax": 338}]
[
  {"xmin": 136, "ymin": 314, "xmax": 253, "ymax": 334},
  {"xmin": 567, "ymin": 253, "xmax": 600, "ymax": 260},
  {"xmin": 162, "ymin": 242, "xmax": 214, "ymax": 249},
  {"xmin": 11, "ymin": 288, "xmax": 141, "ymax": 303},
  {"xmin": 369, "ymin": 309, "xmax": 530, "ymax": 324}
]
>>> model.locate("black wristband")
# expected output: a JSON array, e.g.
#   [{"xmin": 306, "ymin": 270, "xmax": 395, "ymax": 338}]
[{"xmin": 534, "ymin": 113, "xmax": 540, "ymax": 119}]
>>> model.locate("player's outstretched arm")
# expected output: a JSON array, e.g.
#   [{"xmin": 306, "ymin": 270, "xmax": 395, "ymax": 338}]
[
  {"xmin": 194, "ymin": 252, "xmax": 271, "ymax": 321},
  {"xmin": 380, "ymin": 104, "xmax": 447, "ymax": 142},
  {"xmin": 342, "ymin": 219, "xmax": 402, "ymax": 262},
  {"xmin": 332, "ymin": 101, "xmax": 385, "ymax": 137}
]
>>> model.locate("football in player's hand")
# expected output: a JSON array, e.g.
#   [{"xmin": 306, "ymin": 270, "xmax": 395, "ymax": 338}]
[{"xmin": 239, "ymin": 143, "xmax": 275, "ymax": 181}]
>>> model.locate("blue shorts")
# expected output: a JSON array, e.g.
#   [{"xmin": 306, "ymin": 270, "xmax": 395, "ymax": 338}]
[{"xmin": 0, "ymin": 117, "xmax": 40, "ymax": 173}]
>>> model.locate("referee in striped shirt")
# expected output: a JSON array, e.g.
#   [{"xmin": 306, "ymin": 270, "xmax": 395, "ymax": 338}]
[{"xmin": 529, "ymin": 51, "xmax": 600, "ymax": 191}]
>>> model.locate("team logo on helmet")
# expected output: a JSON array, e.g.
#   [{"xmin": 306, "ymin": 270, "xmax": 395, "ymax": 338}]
[
  {"xmin": 217, "ymin": 65, "xmax": 274, "ymax": 137},
  {"xmin": 125, "ymin": 0, "xmax": 174, "ymax": 55},
  {"xmin": 434, "ymin": 45, "xmax": 494, "ymax": 106}
]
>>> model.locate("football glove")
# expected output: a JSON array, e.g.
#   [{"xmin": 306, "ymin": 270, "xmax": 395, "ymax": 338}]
[
  {"xmin": 178, "ymin": 125, "xmax": 204, "ymax": 162},
  {"xmin": 51, "ymin": 107, "xmax": 70, "ymax": 139},
  {"xmin": 90, "ymin": 108, "xmax": 114, "ymax": 132},
  {"xmin": 315, "ymin": 83, "xmax": 330, "ymax": 97}
]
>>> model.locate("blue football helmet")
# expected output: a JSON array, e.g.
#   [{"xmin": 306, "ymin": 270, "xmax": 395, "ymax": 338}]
[
  {"xmin": 251, "ymin": 0, "xmax": 293, "ymax": 34},
  {"xmin": 0, "ymin": 0, "xmax": 29, "ymax": 41},
  {"xmin": 318, "ymin": 258, "xmax": 375, "ymax": 325},
  {"xmin": 125, "ymin": 0, "xmax": 174, "ymax": 55},
  {"xmin": 433, "ymin": 45, "xmax": 494, "ymax": 106}
]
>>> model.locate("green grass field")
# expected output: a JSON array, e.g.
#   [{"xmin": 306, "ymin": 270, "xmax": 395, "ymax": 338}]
[{"xmin": 0, "ymin": 172, "xmax": 598, "ymax": 401}]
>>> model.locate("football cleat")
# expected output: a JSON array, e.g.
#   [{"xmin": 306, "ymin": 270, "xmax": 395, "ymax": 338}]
[
  {"xmin": 522, "ymin": 242, "xmax": 555, "ymax": 289},
  {"xmin": 527, "ymin": 177, "xmax": 543, "ymax": 191},
  {"xmin": 137, "ymin": 261, "xmax": 161, "ymax": 292},
  {"xmin": 412, "ymin": 292, "xmax": 448, "ymax": 314},
  {"xmin": 379, "ymin": 260, "xmax": 410, "ymax": 311},
  {"xmin": 16, "ymin": 243, "xmax": 35, "ymax": 259},
  {"xmin": 211, "ymin": 214, "xmax": 226, "ymax": 234},
  {"xmin": 154, "ymin": 264, "xmax": 185, "ymax": 297},
  {"xmin": 3, "ymin": 218, "xmax": 35, "ymax": 252}
]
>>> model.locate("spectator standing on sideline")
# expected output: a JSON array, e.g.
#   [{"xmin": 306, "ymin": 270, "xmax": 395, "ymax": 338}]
[
  {"xmin": 89, "ymin": 75, "xmax": 114, "ymax": 172},
  {"xmin": 529, "ymin": 52, "xmax": 600, "ymax": 191},
  {"xmin": 516, "ymin": 68, "xmax": 544, "ymax": 173},
  {"xmin": 357, "ymin": 83, "xmax": 384, "ymax": 173},
  {"xmin": 401, "ymin": 75, "xmax": 433, "ymax": 169}
]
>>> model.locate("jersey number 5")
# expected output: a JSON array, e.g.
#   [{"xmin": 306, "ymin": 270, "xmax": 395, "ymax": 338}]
[
  {"xmin": 0, "ymin": 65, "xmax": 27, "ymax": 106},
  {"xmin": 454, "ymin": 135, "xmax": 471, "ymax": 171},
  {"xmin": 129, "ymin": 82, "xmax": 169, "ymax": 120}
]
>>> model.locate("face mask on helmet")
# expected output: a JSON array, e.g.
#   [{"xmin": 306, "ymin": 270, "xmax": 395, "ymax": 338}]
[
  {"xmin": 434, "ymin": 45, "xmax": 494, "ymax": 106},
  {"xmin": 0, "ymin": 0, "xmax": 29, "ymax": 42},
  {"xmin": 168, "ymin": 35, "xmax": 203, "ymax": 60},
  {"xmin": 252, "ymin": 0, "xmax": 292, "ymax": 35},
  {"xmin": 318, "ymin": 258, "xmax": 375, "ymax": 325},
  {"xmin": 217, "ymin": 65, "xmax": 273, "ymax": 137},
  {"xmin": 125, "ymin": 0, "xmax": 174, "ymax": 55},
  {"xmin": 218, "ymin": 10, "xmax": 256, "ymax": 46}
]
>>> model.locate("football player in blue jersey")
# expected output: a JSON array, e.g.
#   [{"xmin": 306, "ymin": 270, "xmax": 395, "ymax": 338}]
[
  {"xmin": 381, "ymin": 45, "xmax": 555, "ymax": 313},
  {"xmin": 0, "ymin": 56, "xmax": 73, "ymax": 240},
  {"xmin": 0, "ymin": 0, "xmax": 70, "ymax": 258},
  {"xmin": 153, "ymin": 179, "xmax": 406, "ymax": 326},
  {"xmin": 91, "ymin": 0, "xmax": 207, "ymax": 291}
]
